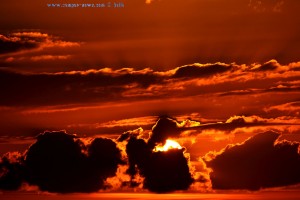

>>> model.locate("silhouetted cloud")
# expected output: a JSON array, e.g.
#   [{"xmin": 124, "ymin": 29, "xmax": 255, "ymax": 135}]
[
  {"xmin": 0, "ymin": 60, "xmax": 300, "ymax": 109},
  {"xmin": 1, "ymin": 117, "xmax": 300, "ymax": 193},
  {"xmin": 0, "ymin": 68, "xmax": 162, "ymax": 107},
  {"xmin": 173, "ymin": 63, "xmax": 232, "ymax": 78},
  {"xmin": 250, "ymin": 59, "xmax": 280, "ymax": 71},
  {"xmin": 0, "ymin": 32, "xmax": 79, "ymax": 55},
  {"xmin": 144, "ymin": 149, "xmax": 193, "ymax": 193},
  {"xmin": 148, "ymin": 117, "xmax": 181, "ymax": 148},
  {"xmin": 125, "ymin": 136, "xmax": 193, "ymax": 192},
  {"xmin": 205, "ymin": 131, "xmax": 300, "ymax": 190},
  {"xmin": 0, "ymin": 131, "xmax": 123, "ymax": 193},
  {"xmin": 0, "ymin": 152, "xmax": 24, "ymax": 190}
]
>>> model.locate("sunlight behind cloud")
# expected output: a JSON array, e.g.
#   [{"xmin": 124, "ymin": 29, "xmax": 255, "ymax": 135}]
[{"xmin": 153, "ymin": 139, "xmax": 182, "ymax": 152}]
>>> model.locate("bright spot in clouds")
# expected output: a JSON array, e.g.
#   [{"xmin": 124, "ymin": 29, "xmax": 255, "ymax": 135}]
[
  {"xmin": 154, "ymin": 139, "xmax": 182, "ymax": 152},
  {"xmin": 145, "ymin": 0, "xmax": 153, "ymax": 4}
]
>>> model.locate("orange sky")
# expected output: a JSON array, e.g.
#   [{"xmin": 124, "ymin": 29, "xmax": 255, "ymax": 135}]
[{"xmin": 0, "ymin": 0, "xmax": 300, "ymax": 196}]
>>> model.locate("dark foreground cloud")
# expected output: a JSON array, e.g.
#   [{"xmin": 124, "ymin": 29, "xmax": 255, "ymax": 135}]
[
  {"xmin": 0, "ymin": 152, "xmax": 24, "ymax": 190},
  {"xmin": 1, "ymin": 117, "xmax": 300, "ymax": 193},
  {"xmin": 205, "ymin": 131, "xmax": 300, "ymax": 190},
  {"xmin": 125, "ymin": 136, "xmax": 193, "ymax": 193},
  {"xmin": 119, "ymin": 117, "xmax": 194, "ymax": 192},
  {"xmin": 0, "ymin": 131, "xmax": 122, "ymax": 193}
]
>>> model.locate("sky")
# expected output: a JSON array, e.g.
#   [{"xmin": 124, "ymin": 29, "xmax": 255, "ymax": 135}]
[{"xmin": 0, "ymin": 0, "xmax": 300, "ymax": 198}]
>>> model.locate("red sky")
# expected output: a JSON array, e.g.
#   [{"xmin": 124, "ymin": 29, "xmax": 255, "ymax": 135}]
[{"xmin": 0, "ymin": 0, "xmax": 300, "ymax": 197}]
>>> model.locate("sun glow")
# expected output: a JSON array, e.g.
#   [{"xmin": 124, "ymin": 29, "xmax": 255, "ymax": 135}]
[{"xmin": 154, "ymin": 139, "xmax": 182, "ymax": 152}]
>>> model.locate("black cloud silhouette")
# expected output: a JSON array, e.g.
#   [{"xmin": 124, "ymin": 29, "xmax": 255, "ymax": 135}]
[
  {"xmin": 205, "ymin": 131, "xmax": 300, "ymax": 190},
  {"xmin": 173, "ymin": 63, "xmax": 231, "ymax": 78},
  {"xmin": 148, "ymin": 117, "xmax": 181, "ymax": 149},
  {"xmin": 0, "ymin": 131, "xmax": 123, "ymax": 193},
  {"xmin": 0, "ymin": 32, "xmax": 79, "ymax": 55},
  {"xmin": 125, "ymin": 119, "xmax": 193, "ymax": 193},
  {"xmin": 143, "ymin": 149, "xmax": 193, "ymax": 193},
  {"xmin": 25, "ymin": 131, "xmax": 88, "ymax": 192},
  {"xmin": 0, "ymin": 152, "xmax": 24, "ymax": 190},
  {"xmin": 0, "ymin": 38, "xmax": 38, "ymax": 54},
  {"xmin": 2, "ymin": 118, "xmax": 300, "ymax": 193}
]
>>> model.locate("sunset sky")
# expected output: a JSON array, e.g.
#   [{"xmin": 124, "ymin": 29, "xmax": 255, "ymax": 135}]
[{"xmin": 1, "ymin": 0, "xmax": 300, "ymax": 198}]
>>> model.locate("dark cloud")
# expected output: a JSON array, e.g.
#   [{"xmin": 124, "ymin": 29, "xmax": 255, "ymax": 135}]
[
  {"xmin": 125, "ymin": 136, "xmax": 193, "ymax": 192},
  {"xmin": 0, "ymin": 68, "xmax": 163, "ymax": 107},
  {"xmin": 205, "ymin": 131, "xmax": 300, "ymax": 190},
  {"xmin": 126, "ymin": 137, "xmax": 151, "ymax": 178},
  {"xmin": 147, "ymin": 116, "xmax": 297, "ymax": 140},
  {"xmin": 0, "ymin": 152, "xmax": 24, "ymax": 190},
  {"xmin": 144, "ymin": 149, "xmax": 193, "ymax": 193},
  {"xmin": 192, "ymin": 115, "xmax": 299, "ymax": 132},
  {"xmin": 0, "ymin": 32, "xmax": 79, "ymax": 56},
  {"xmin": 0, "ymin": 34, "xmax": 38, "ymax": 55},
  {"xmin": 0, "ymin": 60, "xmax": 300, "ymax": 108},
  {"xmin": 148, "ymin": 117, "xmax": 181, "ymax": 148},
  {"xmin": 122, "ymin": 118, "xmax": 195, "ymax": 192},
  {"xmin": 251, "ymin": 60, "xmax": 280, "ymax": 71},
  {"xmin": 88, "ymin": 137, "xmax": 123, "ymax": 180},
  {"xmin": 1, "ymin": 117, "xmax": 300, "ymax": 193},
  {"xmin": 173, "ymin": 63, "xmax": 232, "ymax": 78},
  {"xmin": 0, "ymin": 131, "xmax": 123, "ymax": 193}
]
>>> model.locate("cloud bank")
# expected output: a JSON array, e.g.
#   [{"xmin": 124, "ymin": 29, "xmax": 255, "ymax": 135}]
[{"xmin": 1, "ymin": 117, "xmax": 300, "ymax": 193}]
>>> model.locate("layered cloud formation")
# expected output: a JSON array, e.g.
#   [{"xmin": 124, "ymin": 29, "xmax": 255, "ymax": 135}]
[{"xmin": 0, "ymin": 60, "xmax": 299, "ymax": 107}]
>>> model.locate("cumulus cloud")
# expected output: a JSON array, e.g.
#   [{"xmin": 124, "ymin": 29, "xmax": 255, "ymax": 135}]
[
  {"xmin": 205, "ymin": 131, "xmax": 300, "ymax": 190},
  {"xmin": 125, "ymin": 135, "xmax": 193, "ymax": 192},
  {"xmin": 0, "ymin": 131, "xmax": 123, "ymax": 193}
]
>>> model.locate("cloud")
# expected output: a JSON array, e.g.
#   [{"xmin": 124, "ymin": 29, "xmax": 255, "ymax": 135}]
[
  {"xmin": 0, "ymin": 60, "xmax": 299, "ymax": 109},
  {"xmin": 0, "ymin": 68, "xmax": 162, "ymax": 107},
  {"xmin": 265, "ymin": 101, "xmax": 300, "ymax": 113},
  {"xmin": 205, "ymin": 131, "xmax": 300, "ymax": 190},
  {"xmin": 144, "ymin": 149, "xmax": 193, "ymax": 192},
  {"xmin": 250, "ymin": 59, "xmax": 280, "ymax": 71},
  {"xmin": 0, "ymin": 34, "xmax": 38, "ymax": 55},
  {"xmin": 125, "ymin": 136, "xmax": 193, "ymax": 192},
  {"xmin": 0, "ymin": 152, "xmax": 24, "ymax": 190},
  {"xmin": 1, "ymin": 116, "xmax": 300, "ymax": 193},
  {"xmin": 4, "ymin": 54, "xmax": 72, "ymax": 63},
  {"xmin": 172, "ymin": 63, "xmax": 232, "ymax": 78},
  {"xmin": 0, "ymin": 32, "xmax": 79, "ymax": 57},
  {"xmin": 0, "ymin": 131, "xmax": 123, "ymax": 193},
  {"xmin": 148, "ymin": 117, "xmax": 181, "ymax": 148}
]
